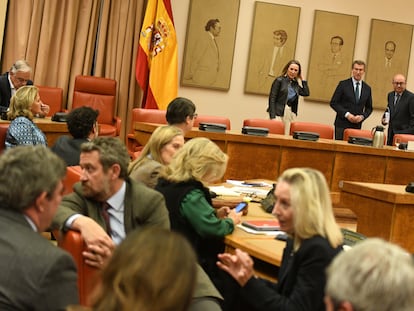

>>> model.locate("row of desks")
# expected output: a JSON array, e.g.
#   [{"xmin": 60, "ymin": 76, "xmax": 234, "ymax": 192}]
[{"xmin": 134, "ymin": 122, "xmax": 414, "ymax": 192}]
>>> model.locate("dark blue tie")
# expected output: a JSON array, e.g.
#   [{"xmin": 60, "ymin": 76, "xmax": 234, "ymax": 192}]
[{"xmin": 355, "ymin": 82, "xmax": 360, "ymax": 103}]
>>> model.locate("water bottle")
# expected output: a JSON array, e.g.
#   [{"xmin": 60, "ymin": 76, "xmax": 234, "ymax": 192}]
[{"xmin": 372, "ymin": 125, "xmax": 385, "ymax": 148}]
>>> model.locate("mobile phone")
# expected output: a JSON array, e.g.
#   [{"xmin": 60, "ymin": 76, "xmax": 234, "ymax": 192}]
[{"xmin": 235, "ymin": 201, "xmax": 248, "ymax": 213}]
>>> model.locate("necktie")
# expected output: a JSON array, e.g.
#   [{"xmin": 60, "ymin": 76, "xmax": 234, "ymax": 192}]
[
  {"xmin": 394, "ymin": 93, "xmax": 400, "ymax": 106},
  {"xmin": 355, "ymin": 82, "xmax": 360, "ymax": 103},
  {"xmin": 101, "ymin": 202, "xmax": 112, "ymax": 235}
]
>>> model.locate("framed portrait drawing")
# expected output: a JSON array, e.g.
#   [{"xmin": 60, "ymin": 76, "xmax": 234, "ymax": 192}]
[
  {"xmin": 180, "ymin": 0, "xmax": 240, "ymax": 91},
  {"xmin": 365, "ymin": 19, "xmax": 413, "ymax": 109},
  {"xmin": 307, "ymin": 10, "xmax": 358, "ymax": 102},
  {"xmin": 244, "ymin": 2, "xmax": 300, "ymax": 95}
]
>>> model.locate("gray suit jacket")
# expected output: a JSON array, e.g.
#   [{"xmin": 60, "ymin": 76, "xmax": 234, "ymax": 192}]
[{"xmin": 0, "ymin": 208, "xmax": 78, "ymax": 310}]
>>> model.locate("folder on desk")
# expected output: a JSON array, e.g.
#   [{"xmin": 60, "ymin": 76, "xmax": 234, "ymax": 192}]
[
  {"xmin": 198, "ymin": 123, "xmax": 227, "ymax": 132},
  {"xmin": 292, "ymin": 131, "xmax": 319, "ymax": 141},
  {"xmin": 348, "ymin": 136, "xmax": 372, "ymax": 146},
  {"xmin": 241, "ymin": 126, "xmax": 269, "ymax": 136},
  {"xmin": 242, "ymin": 219, "xmax": 280, "ymax": 231}
]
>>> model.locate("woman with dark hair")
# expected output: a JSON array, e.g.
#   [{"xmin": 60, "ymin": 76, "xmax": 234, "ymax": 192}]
[{"xmin": 267, "ymin": 60, "xmax": 310, "ymax": 135}]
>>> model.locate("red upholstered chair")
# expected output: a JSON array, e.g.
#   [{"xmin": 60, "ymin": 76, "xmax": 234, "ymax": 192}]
[
  {"xmin": 393, "ymin": 133, "xmax": 414, "ymax": 146},
  {"xmin": 289, "ymin": 121, "xmax": 334, "ymax": 139},
  {"xmin": 343, "ymin": 128, "xmax": 373, "ymax": 141},
  {"xmin": 127, "ymin": 108, "xmax": 167, "ymax": 156},
  {"xmin": 243, "ymin": 118, "xmax": 284, "ymax": 134},
  {"xmin": 63, "ymin": 165, "xmax": 82, "ymax": 195},
  {"xmin": 73, "ymin": 75, "xmax": 120, "ymax": 137},
  {"xmin": 193, "ymin": 115, "xmax": 231, "ymax": 130},
  {"xmin": 0, "ymin": 123, "xmax": 9, "ymax": 153},
  {"xmin": 53, "ymin": 230, "xmax": 100, "ymax": 307},
  {"xmin": 36, "ymin": 85, "xmax": 64, "ymax": 116}
]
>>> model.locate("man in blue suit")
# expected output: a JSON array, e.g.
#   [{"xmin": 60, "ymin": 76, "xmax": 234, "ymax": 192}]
[{"xmin": 330, "ymin": 60, "xmax": 373, "ymax": 140}]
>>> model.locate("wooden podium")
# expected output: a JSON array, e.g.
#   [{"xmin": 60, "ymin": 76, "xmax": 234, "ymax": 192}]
[{"xmin": 339, "ymin": 181, "xmax": 414, "ymax": 252}]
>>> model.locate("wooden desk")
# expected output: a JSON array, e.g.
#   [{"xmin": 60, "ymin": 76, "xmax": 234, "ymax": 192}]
[
  {"xmin": 339, "ymin": 181, "xmax": 414, "ymax": 252},
  {"xmin": 134, "ymin": 122, "xmax": 414, "ymax": 192},
  {"xmin": 0, "ymin": 117, "xmax": 68, "ymax": 146}
]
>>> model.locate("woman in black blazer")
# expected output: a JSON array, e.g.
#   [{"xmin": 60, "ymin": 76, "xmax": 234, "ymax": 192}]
[
  {"xmin": 217, "ymin": 168, "xmax": 343, "ymax": 311},
  {"xmin": 267, "ymin": 60, "xmax": 310, "ymax": 135}
]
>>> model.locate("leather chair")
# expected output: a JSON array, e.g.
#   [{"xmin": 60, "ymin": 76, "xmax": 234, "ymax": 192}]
[
  {"xmin": 36, "ymin": 85, "xmax": 64, "ymax": 116},
  {"xmin": 0, "ymin": 123, "xmax": 9, "ymax": 153},
  {"xmin": 57, "ymin": 165, "xmax": 99, "ymax": 306},
  {"xmin": 127, "ymin": 108, "xmax": 167, "ymax": 156},
  {"xmin": 392, "ymin": 133, "xmax": 414, "ymax": 146},
  {"xmin": 193, "ymin": 115, "xmax": 231, "ymax": 130},
  {"xmin": 243, "ymin": 118, "xmax": 284, "ymax": 134},
  {"xmin": 73, "ymin": 75, "xmax": 120, "ymax": 137},
  {"xmin": 289, "ymin": 121, "xmax": 334, "ymax": 139},
  {"xmin": 343, "ymin": 128, "xmax": 373, "ymax": 142}
]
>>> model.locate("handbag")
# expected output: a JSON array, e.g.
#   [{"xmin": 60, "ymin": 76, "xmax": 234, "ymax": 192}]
[{"xmin": 260, "ymin": 183, "xmax": 276, "ymax": 213}]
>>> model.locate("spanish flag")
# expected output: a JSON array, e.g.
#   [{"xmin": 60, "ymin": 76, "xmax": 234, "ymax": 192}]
[{"xmin": 136, "ymin": 0, "xmax": 178, "ymax": 110}]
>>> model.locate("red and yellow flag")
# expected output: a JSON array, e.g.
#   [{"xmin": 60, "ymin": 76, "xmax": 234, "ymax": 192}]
[{"xmin": 135, "ymin": 0, "xmax": 177, "ymax": 110}]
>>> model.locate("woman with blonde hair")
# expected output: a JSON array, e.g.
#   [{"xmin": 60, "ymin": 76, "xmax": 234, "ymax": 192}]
[
  {"xmin": 217, "ymin": 167, "xmax": 343, "ymax": 311},
  {"xmin": 90, "ymin": 227, "xmax": 197, "ymax": 311},
  {"xmin": 156, "ymin": 137, "xmax": 242, "ymax": 310},
  {"xmin": 128, "ymin": 125, "xmax": 184, "ymax": 188},
  {"xmin": 5, "ymin": 85, "xmax": 47, "ymax": 148}
]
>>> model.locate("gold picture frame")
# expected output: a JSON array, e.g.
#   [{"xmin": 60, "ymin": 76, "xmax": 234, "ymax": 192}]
[
  {"xmin": 307, "ymin": 10, "xmax": 358, "ymax": 102},
  {"xmin": 365, "ymin": 19, "xmax": 413, "ymax": 109},
  {"xmin": 244, "ymin": 2, "xmax": 300, "ymax": 95},
  {"xmin": 180, "ymin": 0, "xmax": 240, "ymax": 91}
]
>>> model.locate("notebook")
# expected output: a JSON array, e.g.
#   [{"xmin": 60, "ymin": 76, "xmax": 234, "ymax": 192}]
[{"xmin": 241, "ymin": 219, "xmax": 280, "ymax": 231}]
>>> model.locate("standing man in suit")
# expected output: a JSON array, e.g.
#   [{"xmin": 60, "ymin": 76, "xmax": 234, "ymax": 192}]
[
  {"xmin": 186, "ymin": 19, "xmax": 221, "ymax": 86},
  {"xmin": 330, "ymin": 60, "xmax": 373, "ymax": 140},
  {"xmin": 0, "ymin": 146, "xmax": 78, "ymax": 309},
  {"xmin": 381, "ymin": 74, "xmax": 414, "ymax": 145}
]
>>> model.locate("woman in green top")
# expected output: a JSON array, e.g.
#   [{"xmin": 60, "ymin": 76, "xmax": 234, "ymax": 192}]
[{"xmin": 156, "ymin": 137, "xmax": 242, "ymax": 311}]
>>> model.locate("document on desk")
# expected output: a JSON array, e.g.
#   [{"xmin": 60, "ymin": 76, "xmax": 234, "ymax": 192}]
[{"xmin": 237, "ymin": 224, "xmax": 284, "ymax": 236}]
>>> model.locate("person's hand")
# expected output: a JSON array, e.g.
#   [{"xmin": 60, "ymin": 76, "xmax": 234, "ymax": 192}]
[
  {"xmin": 227, "ymin": 208, "xmax": 242, "ymax": 225},
  {"xmin": 216, "ymin": 206, "xmax": 231, "ymax": 219},
  {"xmin": 72, "ymin": 216, "xmax": 115, "ymax": 268},
  {"xmin": 40, "ymin": 102, "xmax": 50, "ymax": 115},
  {"xmin": 217, "ymin": 249, "xmax": 255, "ymax": 286},
  {"xmin": 82, "ymin": 236, "xmax": 115, "ymax": 269}
]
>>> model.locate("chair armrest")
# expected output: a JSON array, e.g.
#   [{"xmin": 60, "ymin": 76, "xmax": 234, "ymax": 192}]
[{"xmin": 53, "ymin": 229, "xmax": 100, "ymax": 307}]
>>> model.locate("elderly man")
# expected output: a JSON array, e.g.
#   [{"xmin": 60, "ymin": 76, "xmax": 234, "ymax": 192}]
[{"xmin": 0, "ymin": 146, "xmax": 78, "ymax": 309}]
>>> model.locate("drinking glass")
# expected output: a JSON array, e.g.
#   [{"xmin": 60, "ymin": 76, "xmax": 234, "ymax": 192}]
[{"xmin": 395, "ymin": 137, "xmax": 401, "ymax": 150}]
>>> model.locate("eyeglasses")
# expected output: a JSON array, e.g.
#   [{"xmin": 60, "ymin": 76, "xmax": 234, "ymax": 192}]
[
  {"xmin": 393, "ymin": 82, "xmax": 406, "ymax": 86},
  {"xmin": 191, "ymin": 113, "xmax": 198, "ymax": 120}
]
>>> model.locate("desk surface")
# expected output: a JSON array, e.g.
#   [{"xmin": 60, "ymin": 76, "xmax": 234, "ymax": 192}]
[{"xmin": 134, "ymin": 122, "xmax": 414, "ymax": 191}]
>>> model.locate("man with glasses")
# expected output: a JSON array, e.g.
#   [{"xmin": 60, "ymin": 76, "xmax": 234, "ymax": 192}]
[
  {"xmin": 0, "ymin": 60, "xmax": 50, "ymax": 118},
  {"xmin": 166, "ymin": 97, "xmax": 197, "ymax": 134},
  {"xmin": 381, "ymin": 74, "xmax": 414, "ymax": 145}
]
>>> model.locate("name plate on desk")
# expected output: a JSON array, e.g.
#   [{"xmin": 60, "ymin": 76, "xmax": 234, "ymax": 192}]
[{"xmin": 407, "ymin": 141, "xmax": 414, "ymax": 151}]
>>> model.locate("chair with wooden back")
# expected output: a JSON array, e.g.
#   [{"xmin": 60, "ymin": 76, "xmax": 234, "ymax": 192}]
[
  {"xmin": 193, "ymin": 115, "xmax": 231, "ymax": 130},
  {"xmin": 243, "ymin": 118, "xmax": 284, "ymax": 135},
  {"xmin": 36, "ymin": 85, "xmax": 64, "ymax": 116},
  {"xmin": 127, "ymin": 108, "xmax": 167, "ymax": 156},
  {"xmin": 73, "ymin": 75, "xmax": 120, "ymax": 137},
  {"xmin": 290, "ymin": 121, "xmax": 334, "ymax": 139}
]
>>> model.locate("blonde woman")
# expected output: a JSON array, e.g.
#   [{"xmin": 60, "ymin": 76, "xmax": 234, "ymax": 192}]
[
  {"xmin": 128, "ymin": 125, "xmax": 184, "ymax": 188},
  {"xmin": 217, "ymin": 168, "xmax": 343, "ymax": 311},
  {"xmin": 5, "ymin": 86, "xmax": 47, "ymax": 148},
  {"xmin": 156, "ymin": 137, "xmax": 242, "ymax": 310}
]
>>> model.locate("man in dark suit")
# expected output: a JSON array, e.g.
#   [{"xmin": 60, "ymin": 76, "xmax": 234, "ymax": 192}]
[
  {"xmin": 0, "ymin": 146, "xmax": 78, "ymax": 309},
  {"xmin": 0, "ymin": 60, "xmax": 33, "ymax": 111},
  {"xmin": 381, "ymin": 74, "xmax": 414, "ymax": 145},
  {"xmin": 330, "ymin": 60, "xmax": 373, "ymax": 140},
  {"xmin": 52, "ymin": 106, "xmax": 99, "ymax": 166}
]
